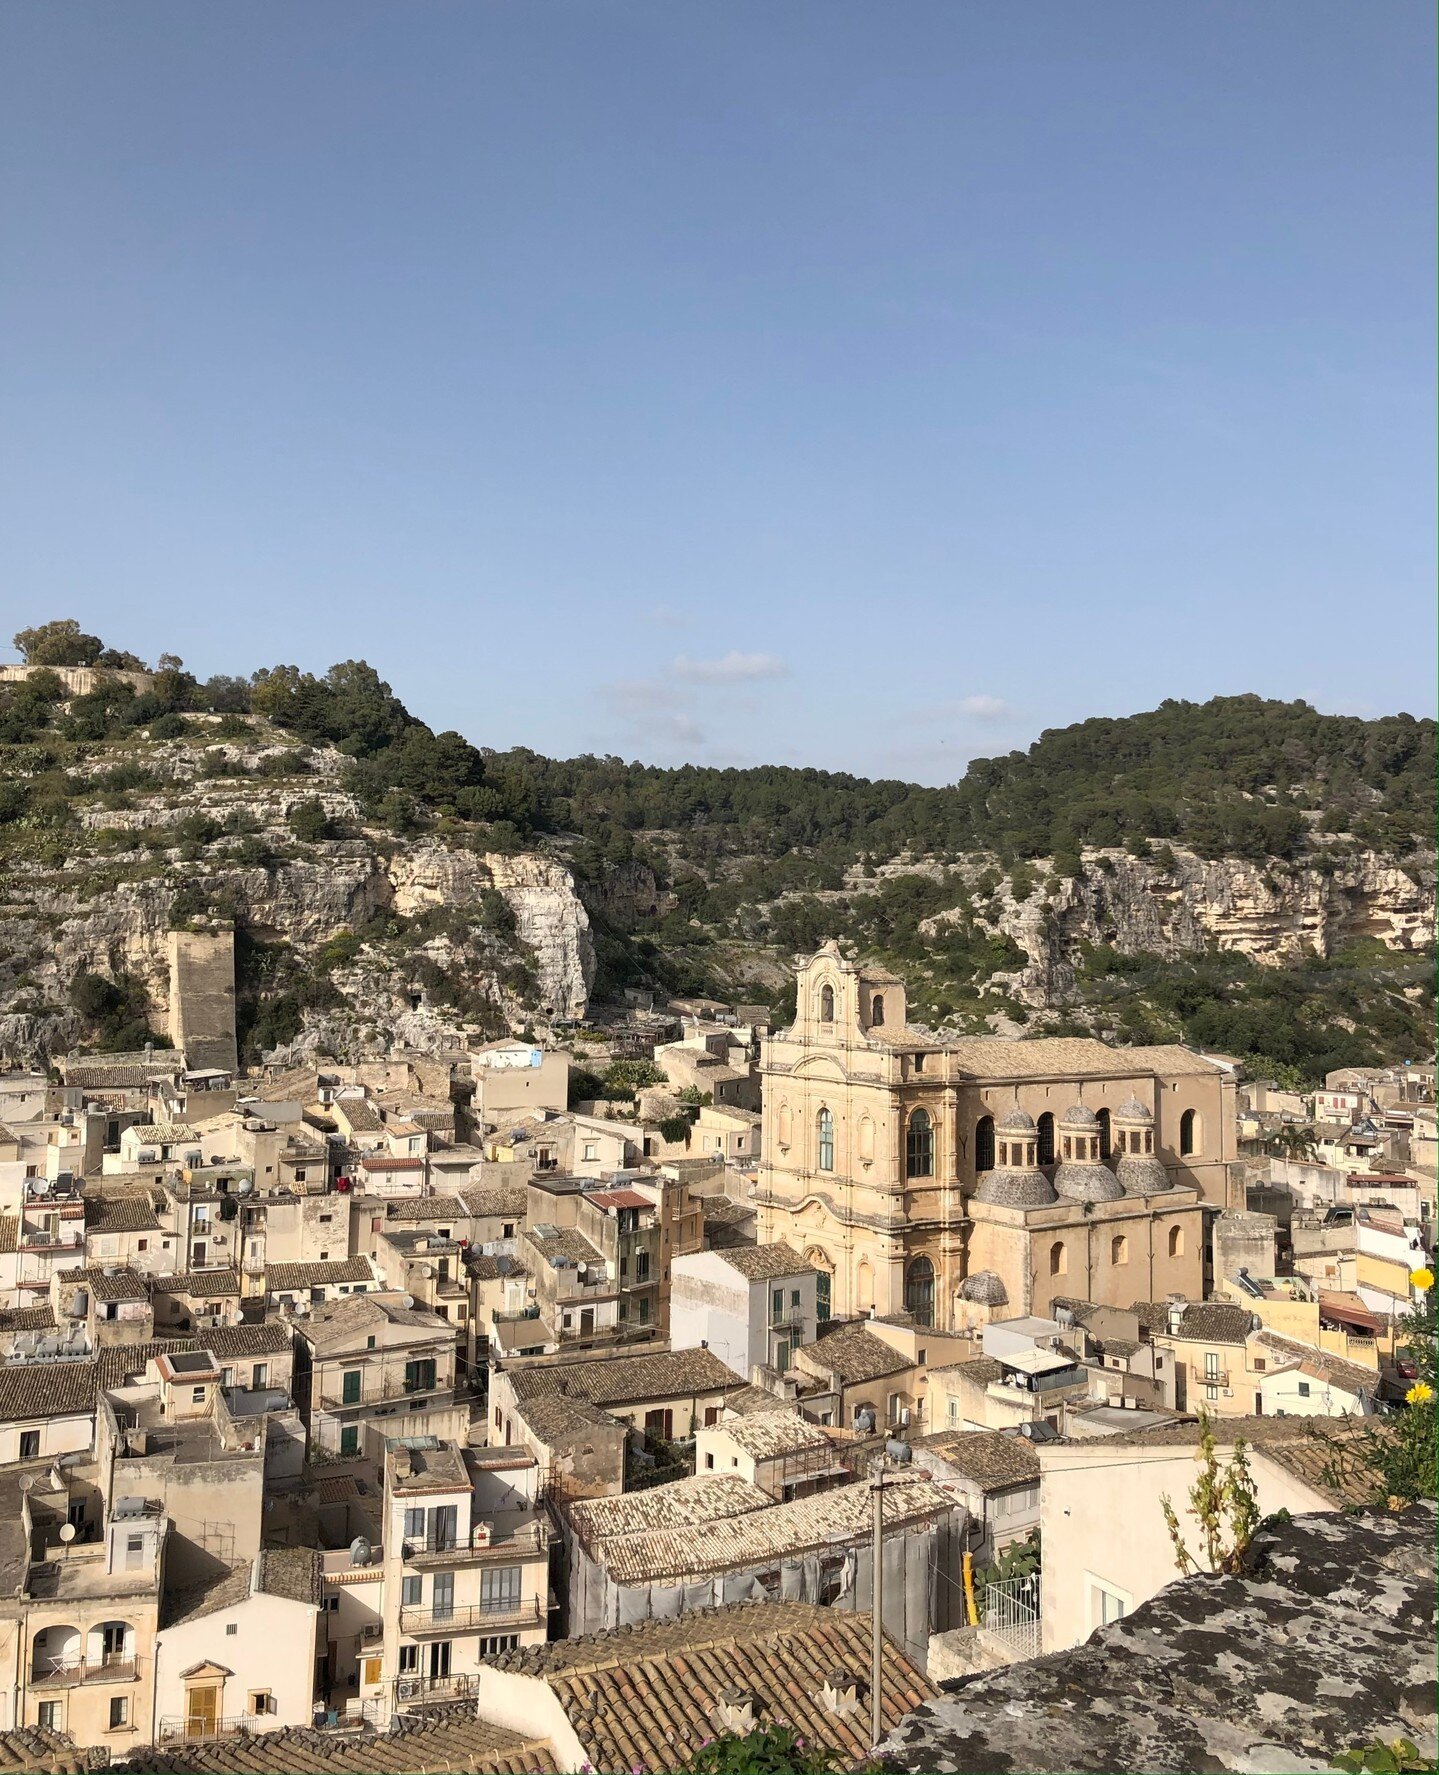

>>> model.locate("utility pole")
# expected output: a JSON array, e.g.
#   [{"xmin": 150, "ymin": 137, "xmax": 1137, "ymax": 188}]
[{"xmin": 870, "ymin": 1466, "xmax": 885, "ymax": 1750}]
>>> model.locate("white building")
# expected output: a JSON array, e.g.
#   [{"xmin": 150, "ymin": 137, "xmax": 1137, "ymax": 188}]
[{"xmin": 669, "ymin": 1243, "xmax": 822, "ymax": 1376}]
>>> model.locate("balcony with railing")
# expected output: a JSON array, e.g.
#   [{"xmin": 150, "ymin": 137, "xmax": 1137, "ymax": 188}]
[
  {"xmin": 31, "ymin": 1655, "xmax": 137, "ymax": 1688},
  {"xmin": 403, "ymin": 1516, "xmax": 548, "ymax": 1569},
  {"xmin": 398, "ymin": 1597, "xmax": 545, "ymax": 1637},
  {"xmin": 392, "ymin": 1673, "xmax": 479, "ymax": 1706},
  {"xmin": 158, "ymin": 1714, "xmax": 260, "ymax": 1743},
  {"xmin": 319, "ymin": 1369, "xmax": 447, "ymax": 1412}
]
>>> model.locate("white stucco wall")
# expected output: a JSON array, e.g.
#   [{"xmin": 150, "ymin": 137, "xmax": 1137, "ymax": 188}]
[{"xmin": 154, "ymin": 1589, "xmax": 318, "ymax": 1733}]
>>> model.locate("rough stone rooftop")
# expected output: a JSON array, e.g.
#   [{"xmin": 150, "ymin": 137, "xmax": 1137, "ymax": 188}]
[{"xmin": 876, "ymin": 1504, "xmax": 1436, "ymax": 1774}]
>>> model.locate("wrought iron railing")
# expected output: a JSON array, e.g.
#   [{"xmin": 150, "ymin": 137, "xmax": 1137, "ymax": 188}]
[
  {"xmin": 158, "ymin": 1713, "xmax": 260, "ymax": 1742},
  {"xmin": 31, "ymin": 1655, "xmax": 136, "ymax": 1688},
  {"xmin": 398, "ymin": 1597, "xmax": 543, "ymax": 1636},
  {"xmin": 982, "ymin": 1572, "xmax": 1041, "ymax": 1662}
]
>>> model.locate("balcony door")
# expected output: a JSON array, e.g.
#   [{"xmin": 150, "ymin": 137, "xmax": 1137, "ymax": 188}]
[
  {"xmin": 185, "ymin": 1686, "xmax": 218, "ymax": 1738},
  {"xmin": 427, "ymin": 1641, "xmax": 451, "ymax": 1683}
]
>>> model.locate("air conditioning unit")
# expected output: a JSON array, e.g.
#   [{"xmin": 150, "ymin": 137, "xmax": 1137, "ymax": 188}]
[
  {"xmin": 1222, "ymin": 1388, "xmax": 1233, "ymax": 1398},
  {"xmin": 396, "ymin": 1678, "xmax": 420, "ymax": 1701}
]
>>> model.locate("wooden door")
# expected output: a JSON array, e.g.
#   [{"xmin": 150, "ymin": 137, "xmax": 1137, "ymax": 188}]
[{"xmin": 187, "ymin": 1686, "xmax": 218, "ymax": 1737}]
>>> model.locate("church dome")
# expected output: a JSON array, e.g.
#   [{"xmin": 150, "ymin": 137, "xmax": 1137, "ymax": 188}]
[
  {"xmin": 1113, "ymin": 1096, "xmax": 1168, "ymax": 1191},
  {"xmin": 998, "ymin": 1106, "xmax": 1037, "ymax": 1134},
  {"xmin": 959, "ymin": 1269, "xmax": 1009, "ymax": 1307},
  {"xmin": 1117, "ymin": 1153, "xmax": 1173, "ymax": 1195},
  {"xmin": 1054, "ymin": 1157, "xmax": 1125, "ymax": 1203},
  {"xmin": 973, "ymin": 1151, "xmax": 1058, "ymax": 1210},
  {"xmin": 1051, "ymin": 1100, "xmax": 1121, "ymax": 1200}
]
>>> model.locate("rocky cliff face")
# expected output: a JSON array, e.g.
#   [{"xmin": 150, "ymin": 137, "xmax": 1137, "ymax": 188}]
[
  {"xmin": 0, "ymin": 728, "xmax": 595, "ymax": 1065},
  {"xmin": 922, "ymin": 847, "xmax": 1436, "ymax": 1007}
]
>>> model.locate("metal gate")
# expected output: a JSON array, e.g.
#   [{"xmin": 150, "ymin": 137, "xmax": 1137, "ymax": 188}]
[{"xmin": 983, "ymin": 1572, "xmax": 1041, "ymax": 1661}]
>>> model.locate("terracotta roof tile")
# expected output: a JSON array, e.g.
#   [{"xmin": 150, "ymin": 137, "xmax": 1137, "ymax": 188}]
[{"xmin": 266, "ymin": 1256, "xmax": 374, "ymax": 1291}]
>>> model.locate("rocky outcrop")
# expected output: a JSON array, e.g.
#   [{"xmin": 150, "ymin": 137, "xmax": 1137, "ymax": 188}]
[
  {"xmin": 483, "ymin": 853, "xmax": 595, "ymax": 1020},
  {"xmin": 0, "ymin": 836, "xmax": 595, "ymax": 1064},
  {"xmin": 921, "ymin": 847, "xmax": 1435, "ymax": 1006}
]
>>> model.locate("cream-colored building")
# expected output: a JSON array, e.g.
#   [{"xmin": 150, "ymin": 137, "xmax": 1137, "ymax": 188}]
[
  {"xmin": 1038, "ymin": 1417, "xmax": 1380, "ymax": 1653},
  {"xmin": 756, "ymin": 946, "xmax": 1235, "ymax": 1332},
  {"xmin": 375, "ymin": 1440, "xmax": 549, "ymax": 1719}
]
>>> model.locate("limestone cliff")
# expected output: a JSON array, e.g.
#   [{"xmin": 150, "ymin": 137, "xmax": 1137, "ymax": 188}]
[
  {"xmin": 921, "ymin": 846, "xmax": 1435, "ymax": 1008},
  {"xmin": 0, "ymin": 727, "xmax": 595, "ymax": 1064}
]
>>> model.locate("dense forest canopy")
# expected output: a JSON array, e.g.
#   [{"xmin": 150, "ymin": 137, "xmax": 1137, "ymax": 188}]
[{"xmin": 2, "ymin": 623, "xmax": 1433, "ymax": 860}]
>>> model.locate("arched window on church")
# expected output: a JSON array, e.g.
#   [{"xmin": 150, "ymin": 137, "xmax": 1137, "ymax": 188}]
[
  {"xmin": 817, "ymin": 1108, "xmax": 835, "ymax": 1173},
  {"xmin": 819, "ymin": 984, "xmax": 835, "ymax": 1023},
  {"xmin": 1049, "ymin": 1241, "xmax": 1067, "ymax": 1278},
  {"xmin": 871, "ymin": 994, "xmax": 884, "ymax": 1027},
  {"xmin": 1037, "ymin": 1112, "xmax": 1055, "ymax": 1166},
  {"xmin": 906, "ymin": 1108, "xmax": 934, "ymax": 1179},
  {"xmin": 905, "ymin": 1257, "xmax": 935, "ymax": 1327},
  {"xmin": 1111, "ymin": 1234, "xmax": 1129, "ymax": 1266},
  {"xmin": 1168, "ymin": 1225, "xmax": 1183, "ymax": 1259},
  {"xmin": 975, "ymin": 1115, "xmax": 995, "ymax": 1174},
  {"xmin": 1180, "ymin": 1108, "xmax": 1199, "ymax": 1157},
  {"xmin": 1096, "ymin": 1107, "xmax": 1112, "ymax": 1162}
]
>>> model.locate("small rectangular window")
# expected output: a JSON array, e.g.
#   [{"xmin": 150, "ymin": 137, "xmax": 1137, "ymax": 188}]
[
  {"xmin": 248, "ymin": 1691, "xmax": 271, "ymax": 1716},
  {"xmin": 38, "ymin": 1702, "xmax": 59, "ymax": 1731},
  {"xmin": 19, "ymin": 1430, "xmax": 39, "ymax": 1460},
  {"xmin": 402, "ymin": 1575, "xmax": 422, "ymax": 1605}
]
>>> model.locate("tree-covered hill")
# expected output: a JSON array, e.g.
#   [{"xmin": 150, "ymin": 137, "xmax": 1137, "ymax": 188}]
[{"xmin": 1, "ymin": 621, "xmax": 1432, "ymax": 1085}]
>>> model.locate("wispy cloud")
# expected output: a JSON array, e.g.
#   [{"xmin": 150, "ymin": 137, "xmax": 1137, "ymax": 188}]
[
  {"xmin": 597, "ymin": 678, "xmax": 707, "ymax": 747},
  {"xmin": 957, "ymin": 693, "xmax": 1013, "ymax": 720},
  {"xmin": 899, "ymin": 694, "xmax": 1020, "ymax": 729},
  {"xmin": 672, "ymin": 650, "xmax": 789, "ymax": 684}
]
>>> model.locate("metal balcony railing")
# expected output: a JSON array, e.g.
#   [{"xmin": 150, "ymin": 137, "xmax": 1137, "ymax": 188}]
[
  {"xmin": 320, "ymin": 1372, "xmax": 444, "ymax": 1411},
  {"xmin": 403, "ymin": 1520, "xmax": 548, "ymax": 1567},
  {"xmin": 398, "ymin": 1597, "xmax": 544, "ymax": 1636},
  {"xmin": 392, "ymin": 1673, "xmax": 479, "ymax": 1706},
  {"xmin": 158, "ymin": 1714, "xmax": 260, "ymax": 1743},
  {"xmin": 31, "ymin": 1656, "xmax": 137, "ymax": 1688}
]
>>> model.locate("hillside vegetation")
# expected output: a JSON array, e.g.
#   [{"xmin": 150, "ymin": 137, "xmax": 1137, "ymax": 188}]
[{"xmin": 1, "ymin": 619, "xmax": 1433, "ymax": 1083}]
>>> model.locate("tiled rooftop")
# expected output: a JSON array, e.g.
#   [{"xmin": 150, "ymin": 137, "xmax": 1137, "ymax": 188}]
[
  {"xmin": 83, "ymin": 1192, "xmax": 161, "ymax": 1233},
  {"xmin": 492, "ymin": 1601, "xmax": 937, "ymax": 1773},
  {"xmin": 0, "ymin": 1361, "xmax": 97, "ymax": 1425},
  {"xmin": 122, "ymin": 1710, "xmax": 558, "ymax": 1774},
  {"xmin": 266, "ymin": 1256, "xmax": 374, "ymax": 1291},
  {"xmin": 711, "ymin": 1409, "xmax": 834, "ymax": 1461},
  {"xmin": 569, "ymin": 1473, "xmax": 770, "ymax": 1550},
  {"xmin": 714, "ymin": 1241, "xmax": 810, "ymax": 1281},
  {"xmin": 591, "ymin": 1469, "xmax": 951, "ymax": 1584},
  {"xmin": 509, "ymin": 1347, "xmax": 742, "ymax": 1408},
  {"xmin": 798, "ymin": 1321, "xmax": 913, "ymax": 1386},
  {"xmin": 156, "ymin": 1268, "xmax": 242, "ymax": 1298},
  {"xmin": 912, "ymin": 1429, "xmax": 1041, "ymax": 1492}
]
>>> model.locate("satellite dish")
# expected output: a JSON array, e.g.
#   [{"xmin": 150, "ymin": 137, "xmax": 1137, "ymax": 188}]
[
  {"xmin": 400, "ymin": 1294, "xmax": 415, "ymax": 1310},
  {"xmin": 58, "ymin": 1523, "xmax": 76, "ymax": 1543},
  {"xmin": 18, "ymin": 1476, "xmax": 34, "ymax": 1492}
]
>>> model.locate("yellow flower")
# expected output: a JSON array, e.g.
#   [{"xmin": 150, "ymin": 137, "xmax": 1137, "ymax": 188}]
[
  {"xmin": 1410, "ymin": 1267, "xmax": 1435, "ymax": 1292},
  {"xmin": 1404, "ymin": 1382, "xmax": 1434, "ymax": 1406}
]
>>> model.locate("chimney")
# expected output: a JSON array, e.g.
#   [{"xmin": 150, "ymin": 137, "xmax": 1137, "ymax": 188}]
[
  {"xmin": 819, "ymin": 1670, "xmax": 860, "ymax": 1717},
  {"xmin": 710, "ymin": 1689, "xmax": 756, "ymax": 1736}
]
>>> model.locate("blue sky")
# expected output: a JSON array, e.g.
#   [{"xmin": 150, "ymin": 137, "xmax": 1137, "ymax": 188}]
[{"xmin": 2, "ymin": 3, "xmax": 1433, "ymax": 782}]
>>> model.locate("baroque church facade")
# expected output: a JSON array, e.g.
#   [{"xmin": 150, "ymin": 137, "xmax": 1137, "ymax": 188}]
[{"xmin": 754, "ymin": 943, "xmax": 1238, "ymax": 1331}]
